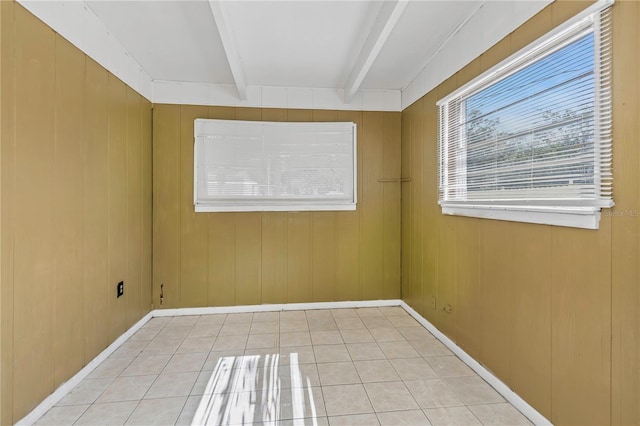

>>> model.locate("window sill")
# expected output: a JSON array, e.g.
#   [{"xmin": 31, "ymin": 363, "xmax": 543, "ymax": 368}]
[
  {"xmin": 195, "ymin": 203, "xmax": 357, "ymax": 213},
  {"xmin": 440, "ymin": 203, "xmax": 603, "ymax": 229}
]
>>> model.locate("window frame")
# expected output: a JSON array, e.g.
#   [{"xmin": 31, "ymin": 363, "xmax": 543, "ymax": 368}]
[
  {"xmin": 436, "ymin": 0, "xmax": 614, "ymax": 229},
  {"xmin": 193, "ymin": 119, "xmax": 358, "ymax": 213}
]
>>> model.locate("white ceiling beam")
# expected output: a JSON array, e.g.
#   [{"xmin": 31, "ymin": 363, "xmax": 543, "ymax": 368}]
[
  {"xmin": 343, "ymin": 0, "xmax": 409, "ymax": 103},
  {"xmin": 208, "ymin": 0, "xmax": 247, "ymax": 100}
]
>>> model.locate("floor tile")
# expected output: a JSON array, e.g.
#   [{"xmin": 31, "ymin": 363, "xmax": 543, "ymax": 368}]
[
  {"xmin": 249, "ymin": 320, "xmax": 279, "ymax": 334},
  {"xmin": 425, "ymin": 355, "xmax": 476, "ymax": 378},
  {"xmin": 444, "ymin": 376, "xmax": 505, "ymax": 405},
  {"xmin": 125, "ymin": 396, "xmax": 186, "ymax": 425},
  {"xmin": 128, "ymin": 327, "xmax": 160, "ymax": 342},
  {"xmin": 96, "ymin": 375, "xmax": 157, "ymax": 403},
  {"xmin": 246, "ymin": 332, "xmax": 279, "ymax": 349},
  {"xmin": 377, "ymin": 409, "xmax": 431, "ymax": 425},
  {"xmin": 280, "ymin": 320, "xmax": 310, "ymax": 332},
  {"xmin": 176, "ymin": 336, "xmax": 215, "ymax": 353},
  {"xmin": 186, "ymin": 324, "xmax": 221, "ymax": 339},
  {"xmin": 362, "ymin": 317, "xmax": 394, "ymax": 329},
  {"xmin": 364, "ymin": 381, "xmax": 419, "ymax": 412},
  {"xmin": 369, "ymin": 327, "xmax": 405, "ymax": 342},
  {"xmin": 156, "ymin": 325, "xmax": 192, "ymax": 340},
  {"xmin": 345, "ymin": 343, "xmax": 385, "ymax": 361},
  {"xmin": 409, "ymin": 338, "xmax": 453, "ymax": 357},
  {"xmin": 468, "ymin": 403, "xmax": 533, "ymax": 425},
  {"xmin": 330, "ymin": 308, "xmax": 359, "ymax": 318},
  {"xmin": 397, "ymin": 327, "xmax": 436, "ymax": 341},
  {"xmin": 211, "ymin": 334, "xmax": 247, "ymax": 351},
  {"xmin": 314, "ymin": 344, "xmax": 352, "ymax": 363},
  {"xmin": 339, "ymin": 329, "xmax": 374, "ymax": 343},
  {"xmin": 280, "ymin": 417, "xmax": 330, "ymax": 426},
  {"xmin": 74, "ymin": 401, "xmax": 139, "ymax": 425},
  {"xmin": 163, "ymin": 352, "xmax": 207, "ymax": 373},
  {"xmin": 88, "ymin": 357, "xmax": 133, "ymax": 379},
  {"xmin": 142, "ymin": 317, "xmax": 171, "ymax": 330},
  {"xmin": 354, "ymin": 359, "xmax": 400, "ymax": 383},
  {"xmin": 34, "ymin": 405, "xmax": 89, "ymax": 425},
  {"xmin": 329, "ymin": 413, "xmax": 380, "ymax": 425},
  {"xmin": 388, "ymin": 315, "xmax": 421, "ymax": 328},
  {"xmin": 175, "ymin": 395, "xmax": 201, "ymax": 426},
  {"xmin": 378, "ymin": 341, "xmax": 420, "ymax": 358},
  {"xmin": 196, "ymin": 314, "xmax": 227, "ymax": 326},
  {"xmin": 308, "ymin": 318, "xmax": 338, "ymax": 332},
  {"xmin": 203, "ymin": 350, "xmax": 245, "ymax": 370},
  {"xmin": 110, "ymin": 341, "xmax": 148, "ymax": 359},
  {"xmin": 379, "ymin": 306, "xmax": 408, "ymax": 317},
  {"xmin": 390, "ymin": 357, "xmax": 438, "ymax": 380},
  {"xmin": 140, "ymin": 337, "xmax": 183, "ymax": 356},
  {"xmin": 311, "ymin": 330, "xmax": 343, "ymax": 345},
  {"xmin": 279, "ymin": 363, "xmax": 321, "ymax": 389},
  {"xmin": 145, "ymin": 371, "xmax": 199, "ymax": 399},
  {"xmin": 224, "ymin": 312, "xmax": 254, "ymax": 323},
  {"xmin": 167, "ymin": 315, "xmax": 199, "ymax": 327},
  {"xmin": 423, "ymin": 406, "xmax": 482, "ymax": 425},
  {"xmin": 280, "ymin": 311, "xmax": 307, "ymax": 321},
  {"xmin": 334, "ymin": 317, "xmax": 366, "ymax": 330},
  {"xmin": 280, "ymin": 346, "xmax": 316, "ymax": 364},
  {"xmin": 252, "ymin": 311, "xmax": 280, "ymax": 322},
  {"xmin": 280, "ymin": 331, "xmax": 312, "ymax": 347},
  {"xmin": 317, "ymin": 362, "xmax": 361, "ymax": 385},
  {"xmin": 322, "ymin": 384, "xmax": 374, "ymax": 417},
  {"xmin": 56, "ymin": 378, "xmax": 113, "ymax": 406},
  {"xmin": 355, "ymin": 308, "xmax": 384, "ymax": 318},
  {"xmin": 404, "ymin": 379, "xmax": 463, "ymax": 409},
  {"xmin": 121, "ymin": 355, "xmax": 171, "ymax": 376},
  {"xmin": 219, "ymin": 322, "xmax": 251, "ymax": 336}
]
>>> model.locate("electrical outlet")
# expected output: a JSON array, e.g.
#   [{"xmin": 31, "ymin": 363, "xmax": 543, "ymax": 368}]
[{"xmin": 117, "ymin": 281, "xmax": 124, "ymax": 298}]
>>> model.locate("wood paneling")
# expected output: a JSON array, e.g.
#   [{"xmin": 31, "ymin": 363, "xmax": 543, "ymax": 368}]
[
  {"xmin": 52, "ymin": 35, "xmax": 85, "ymax": 388},
  {"xmin": 400, "ymin": 1, "xmax": 639, "ymax": 425},
  {"xmin": 1, "ymin": 3, "xmax": 152, "ymax": 422},
  {"xmin": 152, "ymin": 106, "xmax": 401, "ymax": 308}
]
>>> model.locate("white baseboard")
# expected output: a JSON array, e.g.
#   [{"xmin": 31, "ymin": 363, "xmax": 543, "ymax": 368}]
[
  {"xmin": 152, "ymin": 299, "xmax": 403, "ymax": 317},
  {"xmin": 399, "ymin": 301, "xmax": 552, "ymax": 426},
  {"xmin": 18, "ymin": 299, "xmax": 551, "ymax": 426},
  {"xmin": 16, "ymin": 312, "xmax": 153, "ymax": 426}
]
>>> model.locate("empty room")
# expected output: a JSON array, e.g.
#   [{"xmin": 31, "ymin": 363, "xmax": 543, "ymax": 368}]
[{"xmin": 0, "ymin": 0, "xmax": 638, "ymax": 425}]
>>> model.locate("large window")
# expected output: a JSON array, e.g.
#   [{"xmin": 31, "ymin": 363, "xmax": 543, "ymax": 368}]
[
  {"xmin": 437, "ymin": 1, "xmax": 613, "ymax": 229},
  {"xmin": 194, "ymin": 119, "xmax": 357, "ymax": 212}
]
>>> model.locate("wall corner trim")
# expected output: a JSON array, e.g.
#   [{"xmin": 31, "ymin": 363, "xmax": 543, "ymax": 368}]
[{"xmin": 17, "ymin": 300, "xmax": 551, "ymax": 426}]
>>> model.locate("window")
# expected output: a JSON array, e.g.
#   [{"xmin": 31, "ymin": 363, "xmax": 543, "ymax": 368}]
[
  {"xmin": 194, "ymin": 119, "xmax": 357, "ymax": 212},
  {"xmin": 437, "ymin": 1, "xmax": 613, "ymax": 229}
]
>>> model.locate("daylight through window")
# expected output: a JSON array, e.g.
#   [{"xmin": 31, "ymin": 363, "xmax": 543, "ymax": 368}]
[{"xmin": 437, "ymin": 2, "xmax": 613, "ymax": 229}]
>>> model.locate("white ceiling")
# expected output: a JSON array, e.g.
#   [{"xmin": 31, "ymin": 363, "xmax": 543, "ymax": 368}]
[
  {"xmin": 85, "ymin": 1, "xmax": 483, "ymax": 92},
  {"xmin": 19, "ymin": 0, "xmax": 551, "ymax": 110}
]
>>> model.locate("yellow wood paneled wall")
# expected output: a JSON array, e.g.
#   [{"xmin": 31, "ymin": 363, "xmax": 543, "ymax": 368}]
[
  {"xmin": 0, "ymin": 3, "xmax": 153, "ymax": 423},
  {"xmin": 153, "ymin": 105, "xmax": 401, "ymax": 309},
  {"xmin": 401, "ymin": 1, "xmax": 640, "ymax": 425}
]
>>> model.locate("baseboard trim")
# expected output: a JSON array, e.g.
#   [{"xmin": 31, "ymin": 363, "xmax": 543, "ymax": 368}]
[
  {"xmin": 152, "ymin": 299, "xmax": 403, "ymax": 317},
  {"xmin": 399, "ymin": 301, "xmax": 552, "ymax": 426},
  {"xmin": 18, "ymin": 299, "xmax": 551, "ymax": 426},
  {"xmin": 16, "ymin": 312, "xmax": 153, "ymax": 426}
]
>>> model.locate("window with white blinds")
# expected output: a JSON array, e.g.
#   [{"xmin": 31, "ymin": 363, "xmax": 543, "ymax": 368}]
[
  {"xmin": 194, "ymin": 119, "xmax": 357, "ymax": 212},
  {"xmin": 437, "ymin": 1, "xmax": 613, "ymax": 229}
]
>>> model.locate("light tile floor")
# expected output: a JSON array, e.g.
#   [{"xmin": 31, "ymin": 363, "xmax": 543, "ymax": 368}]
[{"xmin": 34, "ymin": 307, "xmax": 533, "ymax": 426}]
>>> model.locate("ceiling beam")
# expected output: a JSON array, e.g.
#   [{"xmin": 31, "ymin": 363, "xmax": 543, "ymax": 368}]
[
  {"xmin": 343, "ymin": 0, "xmax": 408, "ymax": 103},
  {"xmin": 208, "ymin": 0, "xmax": 247, "ymax": 100}
]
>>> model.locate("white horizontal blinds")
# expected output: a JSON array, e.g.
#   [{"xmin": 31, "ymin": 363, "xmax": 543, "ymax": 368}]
[
  {"xmin": 194, "ymin": 119, "xmax": 356, "ymax": 209},
  {"xmin": 438, "ymin": 5, "xmax": 613, "ymax": 208}
]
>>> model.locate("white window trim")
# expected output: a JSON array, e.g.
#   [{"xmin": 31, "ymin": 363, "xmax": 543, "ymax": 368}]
[{"xmin": 437, "ymin": 0, "xmax": 614, "ymax": 230}]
